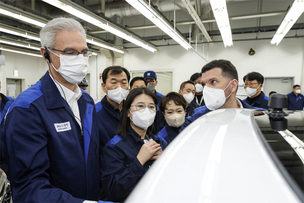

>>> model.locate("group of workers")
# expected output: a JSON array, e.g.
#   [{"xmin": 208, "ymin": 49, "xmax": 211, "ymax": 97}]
[{"xmin": 0, "ymin": 17, "xmax": 304, "ymax": 203}]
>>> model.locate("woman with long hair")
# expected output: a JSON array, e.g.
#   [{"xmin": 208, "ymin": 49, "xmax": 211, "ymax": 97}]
[{"xmin": 100, "ymin": 87, "xmax": 167, "ymax": 202}]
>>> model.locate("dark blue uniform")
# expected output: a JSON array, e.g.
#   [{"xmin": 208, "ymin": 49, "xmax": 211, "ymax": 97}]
[
  {"xmin": 155, "ymin": 90, "xmax": 164, "ymax": 106},
  {"xmin": 156, "ymin": 123, "xmax": 179, "ymax": 149},
  {"xmin": 287, "ymin": 92, "xmax": 304, "ymax": 110},
  {"xmin": 181, "ymin": 99, "xmax": 258, "ymax": 131},
  {"xmin": 96, "ymin": 96, "xmax": 121, "ymax": 148},
  {"xmin": 186, "ymin": 102, "xmax": 200, "ymax": 117},
  {"xmin": 101, "ymin": 127, "xmax": 167, "ymax": 202},
  {"xmin": 4, "ymin": 72, "xmax": 99, "ymax": 202},
  {"xmin": 0, "ymin": 93, "xmax": 15, "ymax": 174},
  {"xmin": 192, "ymin": 94, "xmax": 205, "ymax": 107},
  {"xmin": 155, "ymin": 90, "xmax": 165, "ymax": 131},
  {"xmin": 243, "ymin": 91, "xmax": 269, "ymax": 109}
]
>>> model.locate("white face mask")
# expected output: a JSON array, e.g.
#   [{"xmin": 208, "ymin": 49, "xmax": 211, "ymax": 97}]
[
  {"xmin": 130, "ymin": 108, "xmax": 156, "ymax": 130},
  {"xmin": 183, "ymin": 92, "xmax": 195, "ymax": 104},
  {"xmin": 245, "ymin": 85, "xmax": 260, "ymax": 98},
  {"xmin": 203, "ymin": 81, "xmax": 232, "ymax": 110},
  {"xmin": 50, "ymin": 51, "xmax": 88, "ymax": 84},
  {"xmin": 165, "ymin": 113, "xmax": 185, "ymax": 128},
  {"xmin": 106, "ymin": 87, "xmax": 129, "ymax": 104},
  {"xmin": 195, "ymin": 83, "xmax": 204, "ymax": 93},
  {"xmin": 296, "ymin": 89, "xmax": 301, "ymax": 94}
]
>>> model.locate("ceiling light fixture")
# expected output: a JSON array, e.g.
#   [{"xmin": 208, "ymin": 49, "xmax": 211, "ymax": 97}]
[
  {"xmin": 271, "ymin": 0, "xmax": 304, "ymax": 45},
  {"xmin": 126, "ymin": 0, "xmax": 192, "ymax": 50},
  {"xmin": 0, "ymin": 8, "xmax": 46, "ymax": 27},
  {"xmin": 86, "ymin": 38, "xmax": 124, "ymax": 54},
  {"xmin": 0, "ymin": 47, "xmax": 42, "ymax": 57},
  {"xmin": 209, "ymin": 0, "xmax": 233, "ymax": 47},
  {"xmin": 0, "ymin": 27, "xmax": 41, "ymax": 41},
  {"xmin": 42, "ymin": 0, "xmax": 157, "ymax": 52},
  {"xmin": 0, "ymin": 39, "xmax": 40, "ymax": 51}
]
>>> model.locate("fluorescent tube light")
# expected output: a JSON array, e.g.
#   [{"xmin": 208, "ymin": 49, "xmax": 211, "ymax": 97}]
[
  {"xmin": 126, "ymin": 0, "xmax": 192, "ymax": 50},
  {"xmin": 210, "ymin": 0, "xmax": 233, "ymax": 47},
  {"xmin": 42, "ymin": 0, "xmax": 157, "ymax": 52},
  {"xmin": 271, "ymin": 0, "xmax": 304, "ymax": 45},
  {"xmin": 0, "ymin": 40, "xmax": 40, "ymax": 50},
  {"xmin": 0, "ymin": 47, "xmax": 42, "ymax": 57},
  {"xmin": 86, "ymin": 38, "xmax": 124, "ymax": 54},
  {"xmin": 0, "ymin": 27, "xmax": 41, "ymax": 41},
  {"xmin": 0, "ymin": 8, "xmax": 46, "ymax": 27}
]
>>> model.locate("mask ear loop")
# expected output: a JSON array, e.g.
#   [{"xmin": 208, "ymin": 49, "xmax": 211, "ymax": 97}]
[{"xmin": 224, "ymin": 80, "xmax": 233, "ymax": 99}]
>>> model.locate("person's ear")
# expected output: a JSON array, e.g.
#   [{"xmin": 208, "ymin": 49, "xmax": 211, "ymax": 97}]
[
  {"xmin": 155, "ymin": 80, "xmax": 158, "ymax": 86},
  {"xmin": 41, "ymin": 47, "xmax": 50, "ymax": 63},
  {"xmin": 101, "ymin": 83, "xmax": 107, "ymax": 94},
  {"xmin": 230, "ymin": 79, "xmax": 238, "ymax": 93},
  {"xmin": 178, "ymin": 89, "xmax": 182, "ymax": 94}
]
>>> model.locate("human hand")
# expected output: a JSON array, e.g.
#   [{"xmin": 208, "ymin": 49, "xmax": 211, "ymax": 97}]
[
  {"xmin": 151, "ymin": 148, "xmax": 162, "ymax": 160},
  {"xmin": 137, "ymin": 141, "xmax": 161, "ymax": 165}
]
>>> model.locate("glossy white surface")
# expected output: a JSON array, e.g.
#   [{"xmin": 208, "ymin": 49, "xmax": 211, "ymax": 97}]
[{"xmin": 126, "ymin": 108, "xmax": 301, "ymax": 203}]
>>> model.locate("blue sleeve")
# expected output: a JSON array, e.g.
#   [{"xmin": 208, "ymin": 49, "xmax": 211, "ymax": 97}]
[
  {"xmin": 180, "ymin": 111, "xmax": 204, "ymax": 132},
  {"xmin": 5, "ymin": 107, "xmax": 83, "ymax": 203},
  {"xmin": 101, "ymin": 144, "xmax": 147, "ymax": 202}
]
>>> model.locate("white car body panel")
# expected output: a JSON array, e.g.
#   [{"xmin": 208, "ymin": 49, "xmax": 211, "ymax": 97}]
[{"xmin": 126, "ymin": 108, "xmax": 301, "ymax": 203}]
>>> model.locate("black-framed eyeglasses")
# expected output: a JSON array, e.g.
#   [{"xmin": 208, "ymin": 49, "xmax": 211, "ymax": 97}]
[
  {"xmin": 49, "ymin": 47, "xmax": 93, "ymax": 59},
  {"xmin": 131, "ymin": 102, "xmax": 158, "ymax": 112}
]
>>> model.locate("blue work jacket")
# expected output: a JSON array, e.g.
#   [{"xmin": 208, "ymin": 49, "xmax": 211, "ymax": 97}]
[
  {"xmin": 4, "ymin": 72, "xmax": 99, "ymax": 203},
  {"xmin": 181, "ymin": 99, "xmax": 258, "ymax": 131},
  {"xmin": 0, "ymin": 93, "xmax": 15, "ymax": 124},
  {"xmin": 155, "ymin": 90, "xmax": 164, "ymax": 106},
  {"xmin": 156, "ymin": 123, "xmax": 179, "ymax": 149},
  {"xmin": 287, "ymin": 92, "xmax": 304, "ymax": 110},
  {"xmin": 186, "ymin": 102, "xmax": 200, "ymax": 117},
  {"xmin": 96, "ymin": 96, "xmax": 121, "ymax": 148},
  {"xmin": 101, "ymin": 127, "xmax": 167, "ymax": 202},
  {"xmin": 243, "ymin": 91, "xmax": 269, "ymax": 109},
  {"xmin": 0, "ymin": 93, "xmax": 15, "ymax": 174}
]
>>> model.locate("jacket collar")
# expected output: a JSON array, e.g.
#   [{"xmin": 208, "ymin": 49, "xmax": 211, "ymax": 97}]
[{"xmin": 41, "ymin": 71, "xmax": 90, "ymax": 110}]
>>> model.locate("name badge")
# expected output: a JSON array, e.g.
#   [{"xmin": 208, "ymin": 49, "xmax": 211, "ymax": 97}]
[{"xmin": 54, "ymin": 121, "xmax": 71, "ymax": 132}]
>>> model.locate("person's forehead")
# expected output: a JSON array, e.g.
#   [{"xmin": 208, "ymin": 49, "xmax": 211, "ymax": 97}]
[
  {"xmin": 184, "ymin": 83, "xmax": 195, "ymax": 89},
  {"xmin": 133, "ymin": 94, "xmax": 153, "ymax": 103},
  {"xmin": 134, "ymin": 80, "xmax": 145, "ymax": 85},
  {"xmin": 201, "ymin": 68, "xmax": 223, "ymax": 82},
  {"xmin": 107, "ymin": 71, "xmax": 128, "ymax": 80},
  {"xmin": 54, "ymin": 30, "xmax": 87, "ymax": 50},
  {"xmin": 166, "ymin": 100, "xmax": 182, "ymax": 109}
]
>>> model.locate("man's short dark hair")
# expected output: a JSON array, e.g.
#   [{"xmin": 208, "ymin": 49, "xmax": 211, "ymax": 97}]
[
  {"xmin": 159, "ymin": 92, "xmax": 187, "ymax": 113},
  {"xmin": 190, "ymin": 73, "xmax": 202, "ymax": 82},
  {"xmin": 130, "ymin": 77, "xmax": 147, "ymax": 88},
  {"xmin": 201, "ymin": 60, "xmax": 238, "ymax": 81},
  {"xmin": 243, "ymin": 72, "xmax": 264, "ymax": 84},
  {"xmin": 179, "ymin": 80, "xmax": 195, "ymax": 91},
  {"xmin": 293, "ymin": 84, "xmax": 301, "ymax": 89},
  {"xmin": 102, "ymin": 66, "xmax": 130, "ymax": 84}
]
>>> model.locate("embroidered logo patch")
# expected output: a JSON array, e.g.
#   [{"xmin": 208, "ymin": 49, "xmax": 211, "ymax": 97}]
[{"xmin": 54, "ymin": 121, "xmax": 71, "ymax": 132}]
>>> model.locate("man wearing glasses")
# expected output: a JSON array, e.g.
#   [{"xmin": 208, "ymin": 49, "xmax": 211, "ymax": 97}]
[
  {"xmin": 4, "ymin": 18, "xmax": 104, "ymax": 202},
  {"xmin": 242, "ymin": 72, "xmax": 269, "ymax": 109}
]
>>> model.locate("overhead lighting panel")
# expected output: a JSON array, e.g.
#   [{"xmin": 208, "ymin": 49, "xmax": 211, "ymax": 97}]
[
  {"xmin": 271, "ymin": 0, "xmax": 304, "ymax": 45},
  {"xmin": 0, "ymin": 47, "xmax": 42, "ymax": 57},
  {"xmin": 126, "ymin": 0, "xmax": 192, "ymax": 50},
  {"xmin": 0, "ymin": 25, "xmax": 41, "ymax": 41},
  {"xmin": 0, "ymin": 39, "xmax": 40, "ymax": 50},
  {"xmin": 42, "ymin": 0, "xmax": 157, "ymax": 52},
  {"xmin": 209, "ymin": 0, "xmax": 233, "ymax": 47}
]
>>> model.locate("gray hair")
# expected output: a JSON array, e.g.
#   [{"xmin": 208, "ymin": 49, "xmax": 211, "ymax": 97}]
[{"xmin": 40, "ymin": 17, "xmax": 86, "ymax": 48}]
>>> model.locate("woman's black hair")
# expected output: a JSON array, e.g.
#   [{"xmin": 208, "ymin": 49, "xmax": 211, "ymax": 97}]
[
  {"xmin": 117, "ymin": 87, "xmax": 158, "ymax": 137},
  {"xmin": 159, "ymin": 92, "xmax": 187, "ymax": 113}
]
